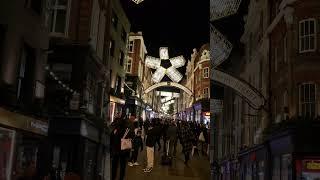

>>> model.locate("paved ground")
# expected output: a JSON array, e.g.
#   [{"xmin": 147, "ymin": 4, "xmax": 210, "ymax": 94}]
[{"xmin": 125, "ymin": 143, "xmax": 210, "ymax": 180}]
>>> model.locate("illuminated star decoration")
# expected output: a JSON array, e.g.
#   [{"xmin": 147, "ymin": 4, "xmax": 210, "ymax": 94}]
[
  {"xmin": 145, "ymin": 47, "xmax": 186, "ymax": 83},
  {"xmin": 132, "ymin": 0, "xmax": 144, "ymax": 4}
]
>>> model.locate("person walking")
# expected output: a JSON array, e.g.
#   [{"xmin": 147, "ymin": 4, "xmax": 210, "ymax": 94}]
[
  {"xmin": 179, "ymin": 122, "xmax": 193, "ymax": 165},
  {"xmin": 128, "ymin": 130, "xmax": 143, "ymax": 167},
  {"xmin": 166, "ymin": 121, "xmax": 178, "ymax": 158},
  {"xmin": 143, "ymin": 121, "xmax": 157, "ymax": 173},
  {"xmin": 110, "ymin": 116, "xmax": 134, "ymax": 180}
]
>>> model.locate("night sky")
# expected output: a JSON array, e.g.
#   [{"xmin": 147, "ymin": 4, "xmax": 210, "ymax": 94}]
[{"xmin": 120, "ymin": 0, "xmax": 210, "ymax": 78}]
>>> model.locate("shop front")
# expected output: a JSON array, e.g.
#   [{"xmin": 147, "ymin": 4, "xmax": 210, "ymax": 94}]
[
  {"xmin": 193, "ymin": 99, "xmax": 210, "ymax": 124},
  {"xmin": 238, "ymin": 144, "xmax": 268, "ymax": 180},
  {"xmin": 49, "ymin": 116, "xmax": 108, "ymax": 180},
  {"xmin": 124, "ymin": 97, "xmax": 145, "ymax": 120},
  {"xmin": 0, "ymin": 107, "xmax": 50, "ymax": 180},
  {"xmin": 110, "ymin": 96, "xmax": 125, "ymax": 122}
]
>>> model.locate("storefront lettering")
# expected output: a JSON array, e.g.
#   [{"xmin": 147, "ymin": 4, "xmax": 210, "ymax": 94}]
[
  {"xmin": 306, "ymin": 161, "xmax": 320, "ymax": 170},
  {"xmin": 30, "ymin": 121, "xmax": 48, "ymax": 134}
]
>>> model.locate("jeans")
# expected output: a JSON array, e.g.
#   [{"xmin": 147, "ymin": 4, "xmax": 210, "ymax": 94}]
[
  {"xmin": 111, "ymin": 153, "xmax": 128, "ymax": 180},
  {"xmin": 146, "ymin": 146, "xmax": 154, "ymax": 168},
  {"xmin": 130, "ymin": 149, "xmax": 139, "ymax": 163}
]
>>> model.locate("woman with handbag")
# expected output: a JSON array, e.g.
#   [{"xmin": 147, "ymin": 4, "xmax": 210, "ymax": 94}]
[{"xmin": 110, "ymin": 116, "xmax": 134, "ymax": 180}]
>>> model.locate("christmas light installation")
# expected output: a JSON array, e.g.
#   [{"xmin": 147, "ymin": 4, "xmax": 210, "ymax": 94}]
[
  {"xmin": 132, "ymin": 0, "xmax": 144, "ymax": 4},
  {"xmin": 210, "ymin": 0, "xmax": 242, "ymax": 21},
  {"xmin": 210, "ymin": 0, "xmax": 265, "ymax": 109},
  {"xmin": 211, "ymin": 25, "xmax": 233, "ymax": 68},
  {"xmin": 145, "ymin": 47, "xmax": 186, "ymax": 83}
]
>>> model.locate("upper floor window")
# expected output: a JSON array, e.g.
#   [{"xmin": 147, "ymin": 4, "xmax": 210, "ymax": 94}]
[
  {"xmin": 299, "ymin": 19, "xmax": 316, "ymax": 53},
  {"xmin": 50, "ymin": 0, "xmax": 70, "ymax": 36},
  {"xmin": 274, "ymin": 47, "xmax": 278, "ymax": 72},
  {"xmin": 128, "ymin": 40, "xmax": 134, "ymax": 53},
  {"xmin": 126, "ymin": 57, "xmax": 132, "ymax": 73},
  {"xmin": 203, "ymin": 67, "xmax": 209, "ymax": 78},
  {"xmin": 203, "ymin": 88, "xmax": 209, "ymax": 98},
  {"xmin": 299, "ymin": 83, "xmax": 316, "ymax": 118},
  {"xmin": 284, "ymin": 34, "xmax": 287, "ymax": 63}
]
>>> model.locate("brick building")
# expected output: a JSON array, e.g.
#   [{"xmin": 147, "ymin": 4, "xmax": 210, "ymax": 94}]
[
  {"xmin": 124, "ymin": 32, "xmax": 147, "ymax": 120},
  {"xmin": 214, "ymin": 0, "xmax": 320, "ymax": 179},
  {"xmin": 108, "ymin": 0, "xmax": 130, "ymax": 122},
  {"xmin": 193, "ymin": 44, "xmax": 210, "ymax": 124},
  {"xmin": 45, "ymin": 0, "xmax": 111, "ymax": 179}
]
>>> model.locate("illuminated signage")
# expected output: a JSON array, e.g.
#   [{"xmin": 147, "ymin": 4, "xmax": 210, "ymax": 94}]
[{"xmin": 304, "ymin": 160, "xmax": 320, "ymax": 170}]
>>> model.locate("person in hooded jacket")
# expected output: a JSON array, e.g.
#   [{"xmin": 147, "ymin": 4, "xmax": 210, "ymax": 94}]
[{"xmin": 110, "ymin": 116, "xmax": 134, "ymax": 180}]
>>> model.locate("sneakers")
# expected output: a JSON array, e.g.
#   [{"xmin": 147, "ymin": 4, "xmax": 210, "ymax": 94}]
[
  {"xmin": 133, "ymin": 162, "xmax": 139, "ymax": 166},
  {"xmin": 128, "ymin": 162, "xmax": 133, "ymax": 167},
  {"xmin": 143, "ymin": 167, "xmax": 152, "ymax": 173}
]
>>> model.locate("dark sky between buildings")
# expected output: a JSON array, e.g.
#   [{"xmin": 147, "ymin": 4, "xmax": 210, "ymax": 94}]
[{"xmin": 120, "ymin": 0, "xmax": 210, "ymax": 77}]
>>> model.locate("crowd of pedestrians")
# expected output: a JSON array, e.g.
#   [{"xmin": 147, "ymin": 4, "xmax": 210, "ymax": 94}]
[{"xmin": 110, "ymin": 115, "xmax": 210, "ymax": 180}]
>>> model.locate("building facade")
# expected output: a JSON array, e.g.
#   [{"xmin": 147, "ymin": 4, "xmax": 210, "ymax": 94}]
[
  {"xmin": 108, "ymin": 0, "xmax": 131, "ymax": 122},
  {"xmin": 45, "ymin": 0, "xmax": 111, "ymax": 179},
  {"xmin": 124, "ymin": 32, "xmax": 147, "ymax": 120},
  {"xmin": 0, "ymin": 1, "xmax": 50, "ymax": 179},
  {"xmin": 215, "ymin": 0, "xmax": 320, "ymax": 179},
  {"xmin": 193, "ymin": 44, "xmax": 210, "ymax": 124}
]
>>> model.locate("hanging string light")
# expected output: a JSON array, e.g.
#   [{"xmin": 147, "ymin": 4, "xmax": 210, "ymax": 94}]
[{"xmin": 45, "ymin": 65, "xmax": 77, "ymax": 94}]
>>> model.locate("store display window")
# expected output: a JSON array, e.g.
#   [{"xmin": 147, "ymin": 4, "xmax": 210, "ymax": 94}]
[{"xmin": 0, "ymin": 127, "xmax": 15, "ymax": 180}]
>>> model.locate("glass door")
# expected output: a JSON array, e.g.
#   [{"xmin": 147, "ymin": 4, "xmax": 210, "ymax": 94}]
[{"xmin": 0, "ymin": 127, "xmax": 16, "ymax": 180}]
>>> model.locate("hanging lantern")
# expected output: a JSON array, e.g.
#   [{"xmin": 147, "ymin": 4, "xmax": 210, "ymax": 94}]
[{"xmin": 210, "ymin": 0, "xmax": 242, "ymax": 21}]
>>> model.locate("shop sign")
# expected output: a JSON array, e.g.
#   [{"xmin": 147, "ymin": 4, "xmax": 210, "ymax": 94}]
[
  {"xmin": 212, "ymin": 70, "xmax": 265, "ymax": 109},
  {"xmin": 304, "ymin": 160, "xmax": 320, "ymax": 171},
  {"xmin": 30, "ymin": 121, "xmax": 48, "ymax": 134}
]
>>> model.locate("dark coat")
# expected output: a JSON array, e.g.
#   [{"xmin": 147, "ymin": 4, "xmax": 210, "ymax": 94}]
[
  {"xmin": 132, "ymin": 136, "xmax": 143, "ymax": 151},
  {"xmin": 145, "ymin": 127, "xmax": 157, "ymax": 147},
  {"xmin": 110, "ymin": 118, "xmax": 134, "ymax": 156},
  {"xmin": 166, "ymin": 125, "xmax": 178, "ymax": 141},
  {"xmin": 179, "ymin": 124, "xmax": 194, "ymax": 154}
]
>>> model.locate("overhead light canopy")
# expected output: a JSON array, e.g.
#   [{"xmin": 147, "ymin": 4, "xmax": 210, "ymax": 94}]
[
  {"xmin": 166, "ymin": 66, "xmax": 183, "ymax": 83},
  {"xmin": 157, "ymin": 91, "xmax": 180, "ymax": 98},
  {"xmin": 210, "ymin": 0, "xmax": 242, "ymax": 21},
  {"xmin": 170, "ymin": 56, "xmax": 186, "ymax": 68}
]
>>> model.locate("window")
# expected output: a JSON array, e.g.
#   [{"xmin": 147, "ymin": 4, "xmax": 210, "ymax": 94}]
[
  {"xmin": 299, "ymin": 19, "xmax": 316, "ymax": 53},
  {"xmin": 272, "ymin": 157, "xmax": 281, "ymax": 180},
  {"xmin": 128, "ymin": 40, "xmax": 134, "ymax": 53},
  {"xmin": 121, "ymin": 28, "xmax": 127, "ymax": 42},
  {"xmin": 126, "ymin": 57, "xmax": 132, "ymax": 73},
  {"xmin": 0, "ymin": 127, "xmax": 15, "ymax": 180},
  {"xmin": 110, "ymin": 40, "xmax": 115, "ymax": 57},
  {"xmin": 112, "ymin": 11, "xmax": 118, "ymax": 29},
  {"xmin": 203, "ymin": 67, "xmax": 209, "ymax": 78},
  {"xmin": 299, "ymin": 83, "xmax": 316, "ymax": 117},
  {"xmin": 50, "ymin": 0, "xmax": 70, "ymax": 36},
  {"xmin": 119, "ymin": 51, "xmax": 124, "ymax": 66},
  {"xmin": 203, "ymin": 88, "xmax": 209, "ymax": 98},
  {"xmin": 89, "ymin": 0, "xmax": 100, "ymax": 50}
]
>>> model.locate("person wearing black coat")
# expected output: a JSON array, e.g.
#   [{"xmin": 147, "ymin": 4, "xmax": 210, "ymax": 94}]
[
  {"xmin": 110, "ymin": 117, "xmax": 134, "ymax": 180},
  {"xmin": 128, "ymin": 130, "xmax": 143, "ymax": 166},
  {"xmin": 143, "ymin": 122, "xmax": 157, "ymax": 173}
]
